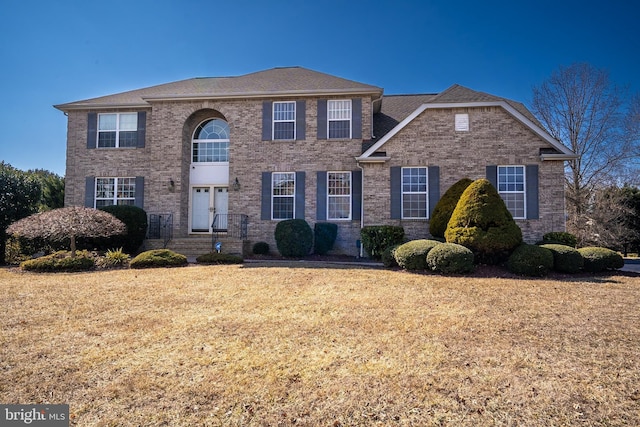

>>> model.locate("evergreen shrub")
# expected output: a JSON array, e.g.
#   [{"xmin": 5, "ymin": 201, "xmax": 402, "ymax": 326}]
[
  {"xmin": 394, "ymin": 239, "xmax": 441, "ymax": 271},
  {"xmin": 429, "ymin": 178, "xmax": 474, "ymax": 238},
  {"xmin": 540, "ymin": 244, "xmax": 583, "ymax": 273},
  {"xmin": 252, "ymin": 241, "xmax": 270, "ymax": 255},
  {"xmin": 360, "ymin": 226, "xmax": 405, "ymax": 260},
  {"xmin": 196, "ymin": 252, "xmax": 243, "ymax": 264},
  {"xmin": 98, "ymin": 205, "xmax": 148, "ymax": 254},
  {"xmin": 541, "ymin": 231, "xmax": 578, "ymax": 248},
  {"xmin": 507, "ymin": 244, "xmax": 554, "ymax": 277},
  {"xmin": 578, "ymin": 247, "xmax": 624, "ymax": 272},
  {"xmin": 20, "ymin": 250, "xmax": 95, "ymax": 272},
  {"xmin": 426, "ymin": 243, "xmax": 474, "ymax": 274},
  {"xmin": 381, "ymin": 244, "xmax": 401, "ymax": 268},
  {"xmin": 129, "ymin": 249, "xmax": 188, "ymax": 269},
  {"xmin": 274, "ymin": 219, "xmax": 313, "ymax": 257},
  {"xmin": 314, "ymin": 222, "xmax": 338, "ymax": 255}
]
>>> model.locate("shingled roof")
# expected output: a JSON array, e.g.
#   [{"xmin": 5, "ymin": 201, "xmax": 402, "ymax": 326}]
[{"xmin": 54, "ymin": 67, "xmax": 383, "ymax": 111}]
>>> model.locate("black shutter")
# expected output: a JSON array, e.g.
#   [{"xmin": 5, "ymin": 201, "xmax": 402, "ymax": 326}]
[
  {"xmin": 295, "ymin": 171, "xmax": 305, "ymax": 219},
  {"xmin": 428, "ymin": 166, "xmax": 440, "ymax": 218},
  {"xmin": 137, "ymin": 112, "xmax": 146, "ymax": 148},
  {"xmin": 352, "ymin": 98, "xmax": 362, "ymax": 140},
  {"xmin": 526, "ymin": 164, "xmax": 539, "ymax": 219},
  {"xmin": 296, "ymin": 101, "xmax": 306, "ymax": 141},
  {"xmin": 85, "ymin": 176, "xmax": 95, "ymax": 207},
  {"xmin": 87, "ymin": 113, "xmax": 97, "ymax": 149},
  {"xmin": 262, "ymin": 101, "xmax": 272, "ymax": 141},
  {"xmin": 317, "ymin": 99, "xmax": 327, "ymax": 139},
  {"xmin": 135, "ymin": 176, "xmax": 144, "ymax": 208},
  {"xmin": 352, "ymin": 170, "xmax": 362, "ymax": 220},
  {"xmin": 316, "ymin": 171, "xmax": 327, "ymax": 220},
  {"xmin": 261, "ymin": 172, "xmax": 271, "ymax": 220},
  {"xmin": 390, "ymin": 166, "xmax": 402, "ymax": 219},
  {"xmin": 486, "ymin": 165, "xmax": 498, "ymax": 188}
]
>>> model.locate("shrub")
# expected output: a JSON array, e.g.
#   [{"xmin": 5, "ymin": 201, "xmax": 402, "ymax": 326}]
[
  {"xmin": 274, "ymin": 219, "xmax": 313, "ymax": 258},
  {"xmin": 426, "ymin": 243, "xmax": 475, "ymax": 274},
  {"xmin": 507, "ymin": 244, "xmax": 554, "ymax": 277},
  {"xmin": 578, "ymin": 247, "xmax": 624, "ymax": 272},
  {"xmin": 196, "ymin": 252, "xmax": 243, "ymax": 264},
  {"xmin": 381, "ymin": 244, "xmax": 401, "ymax": 268},
  {"xmin": 98, "ymin": 247, "xmax": 130, "ymax": 268},
  {"xmin": 129, "ymin": 249, "xmax": 188, "ymax": 269},
  {"xmin": 542, "ymin": 231, "xmax": 577, "ymax": 248},
  {"xmin": 252, "ymin": 241, "xmax": 270, "ymax": 255},
  {"xmin": 360, "ymin": 226, "xmax": 405, "ymax": 260},
  {"xmin": 20, "ymin": 250, "xmax": 95, "ymax": 272},
  {"xmin": 429, "ymin": 178, "xmax": 474, "ymax": 238},
  {"xmin": 394, "ymin": 239, "xmax": 441, "ymax": 271},
  {"xmin": 314, "ymin": 222, "xmax": 338, "ymax": 255},
  {"xmin": 97, "ymin": 205, "xmax": 148, "ymax": 254},
  {"xmin": 540, "ymin": 244, "xmax": 584, "ymax": 273},
  {"xmin": 445, "ymin": 179, "xmax": 522, "ymax": 264}
]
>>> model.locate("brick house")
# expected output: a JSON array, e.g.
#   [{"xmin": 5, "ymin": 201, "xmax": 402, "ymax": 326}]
[{"xmin": 54, "ymin": 67, "xmax": 575, "ymax": 256}]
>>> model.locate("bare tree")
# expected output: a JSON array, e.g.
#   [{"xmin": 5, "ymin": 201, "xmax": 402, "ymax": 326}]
[{"xmin": 7, "ymin": 206, "xmax": 126, "ymax": 257}]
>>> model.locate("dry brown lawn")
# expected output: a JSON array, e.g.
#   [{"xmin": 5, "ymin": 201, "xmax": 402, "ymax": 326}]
[{"xmin": 1, "ymin": 262, "xmax": 639, "ymax": 426}]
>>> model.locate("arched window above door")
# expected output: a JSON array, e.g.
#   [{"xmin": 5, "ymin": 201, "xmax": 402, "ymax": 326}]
[{"xmin": 192, "ymin": 119, "xmax": 229, "ymax": 162}]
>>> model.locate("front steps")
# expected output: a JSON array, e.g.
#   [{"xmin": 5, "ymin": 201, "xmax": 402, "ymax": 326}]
[{"xmin": 144, "ymin": 236, "xmax": 247, "ymax": 258}]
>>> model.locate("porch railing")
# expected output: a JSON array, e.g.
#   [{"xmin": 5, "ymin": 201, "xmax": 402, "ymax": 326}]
[
  {"xmin": 147, "ymin": 213, "xmax": 173, "ymax": 248},
  {"xmin": 212, "ymin": 214, "xmax": 248, "ymax": 250}
]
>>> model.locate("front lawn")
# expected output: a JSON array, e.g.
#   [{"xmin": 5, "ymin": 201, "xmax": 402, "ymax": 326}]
[{"xmin": 1, "ymin": 264, "xmax": 639, "ymax": 426}]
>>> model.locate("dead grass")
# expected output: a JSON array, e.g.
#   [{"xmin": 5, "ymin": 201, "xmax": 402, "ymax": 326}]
[{"xmin": 1, "ymin": 263, "xmax": 639, "ymax": 426}]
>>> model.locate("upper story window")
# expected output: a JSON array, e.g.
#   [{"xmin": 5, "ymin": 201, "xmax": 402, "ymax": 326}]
[
  {"xmin": 272, "ymin": 172, "xmax": 295, "ymax": 219},
  {"xmin": 327, "ymin": 171, "xmax": 351, "ymax": 220},
  {"xmin": 498, "ymin": 165, "xmax": 525, "ymax": 219},
  {"xmin": 192, "ymin": 119, "xmax": 230, "ymax": 163},
  {"xmin": 273, "ymin": 102, "xmax": 296, "ymax": 140},
  {"xmin": 402, "ymin": 167, "xmax": 428, "ymax": 219},
  {"xmin": 98, "ymin": 113, "xmax": 138, "ymax": 147},
  {"xmin": 328, "ymin": 100, "xmax": 352, "ymax": 139},
  {"xmin": 95, "ymin": 177, "xmax": 136, "ymax": 208}
]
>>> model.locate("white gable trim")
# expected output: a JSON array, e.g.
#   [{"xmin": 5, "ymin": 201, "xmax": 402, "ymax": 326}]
[{"xmin": 357, "ymin": 101, "xmax": 576, "ymax": 161}]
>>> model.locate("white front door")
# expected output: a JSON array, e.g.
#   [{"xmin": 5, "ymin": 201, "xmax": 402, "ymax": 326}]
[
  {"xmin": 191, "ymin": 187, "xmax": 211, "ymax": 232},
  {"xmin": 213, "ymin": 187, "xmax": 229, "ymax": 231}
]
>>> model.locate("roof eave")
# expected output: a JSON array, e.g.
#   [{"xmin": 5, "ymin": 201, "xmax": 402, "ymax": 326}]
[
  {"xmin": 54, "ymin": 102, "xmax": 151, "ymax": 112},
  {"xmin": 355, "ymin": 156, "xmax": 391, "ymax": 163},
  {"xmin": 141, "ymin": 88, "xmax": 383, "ymax": 102},
  {"xmin": 540, "ymin": 153, "xmax": 578, "ymax": 161}
]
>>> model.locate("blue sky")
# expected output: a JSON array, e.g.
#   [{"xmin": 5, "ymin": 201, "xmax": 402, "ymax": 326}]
[{"xmin": 1, "ymin": 0, "xmax": 638, "ymax": 176}]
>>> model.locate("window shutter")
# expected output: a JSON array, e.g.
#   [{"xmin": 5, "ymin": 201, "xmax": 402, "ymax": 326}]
[
  {"xmin": 316, "ymin": 171, "xmax": 327, "ymax": 220},
  {"xmin": 295, "ymin": 101, "xmax": 306, "ymax": 141},
  {"xmin": 137, "ymin": 112, "xmax": 146, "ymax": 148},
  {"xmin": 262, "ymin": 101, "xmax": 272, "ymax": 141},
  {"xmin": 261, "ymin": 172, "xmax": 272, "ymax": 220},
  {"xmin": 134, "ymin": 176, "xmax": 144, "ymax": 208},
  {"xmin": 317, "ymin": 99, "xmax": 327, "ymax": 139},
  {"xmin": 85, "ymin": 176, "xmax": 95, "ymax": 207},
  {"xmin": 526, "ymin": 164, "xmax": 539, "ymax": 219},
  {"xmin": 352, "ymin": 98, "xmax": 362, "ymax": 140},
  {"xmin": 295, "ymin": 171, "xmax": 305, "ymax": 219},
  {"xmin": 390, "ymin": 166, "xmax": 402, "ymax": 219},
  {"xmin": 486, "ymin": 165, "xmax": 498, "ymax": 189},
  {"xmin": 352, "ymin": 170, "xmax": 362, "ymax": 220},
  {"xmin": 428, "ymin": 166, "xmax": 440, "ymax": 218},
  {"xmin": 87, "ymin": 113, "xmax": 97, "ymax": 149}
]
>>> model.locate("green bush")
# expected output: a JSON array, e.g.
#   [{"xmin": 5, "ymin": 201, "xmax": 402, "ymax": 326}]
[
  {"xmin": 20, "ymin": 250, "xmax": 95, "ymax": 272},
  {"xmin": 429, "ymin": 178, "xmax": 474, "ymax": 238},
  {"xmin": 445, "ymin": 179, "xmax": 522, "ymax": 264},
  {"xmin": 578, "ymin": 247, "xmax": 624, "ymax": 272},
  {"xmin": 394, "ymin": 239, "xmax": 441, "ymax": 271},
  {"xmin": 426, "ymin": 243, "xmax": 474, "ymax": 274},
  {"xmin": 196, "ymin": 252, "xmax": 243, "ymax": 264},
  {"xmin": 129, "ymin": 249, "xmax": 188, "ymax": 269},
  {"xmin": 360, "ymin": 226, "xmax": 405, "ymax": 260},
  {"xmin": 274, "ymin": 219, "xmax": 313, "ymax": 258},
  {"xmin": 381, "ymin": 244, "xmax": 401, "ymax": 268},
  {"xmin": 314, "ymin": 222, "xmax": 338, "ymax": 255},
  {"xmin": 97, "ymin": 247, "xmax": 130, "ymax": 268},
  {"xmin": 252, "ymin": 241, "xmax": 270, "ymax": 255},
  {"xmin": 542, "ymin": 231, "xmax": 577, "ymax": 248},
  {"xmin": 540, "ymin": 244, "xmax": 584, "ymax": 273},
  {"xmin": 97, "ymin": 205, "xmax": 148, "ymax": 254},
  {"xmin": 507, "ymin": 244, "xmax": 554, "ymax": 277}
]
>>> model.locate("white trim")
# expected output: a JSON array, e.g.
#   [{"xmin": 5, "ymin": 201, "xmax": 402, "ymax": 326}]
[
  {"xmin": 327, "ymin": 171, "xmax": 352, "ymax": 220},
  {"xmin": 97, "ymin": 112, "xmax": 138, "ymax": 148},
  {"xmin": 191, "ymin": 118, "xmax": 230, "ymax": 163},
  {"xmin": 497, "ymin": 165, "xmax": 526, "ymax": 219},
  {"xmin": 94, "ymin": 177, "xmax": 136, "ymax": 208},
  {"xmin": 272, "ymin": 101, "xmax": 296, "ymax": 140},
  {"xmin": 271, "ymin": 172, "xmax": 296, "ymax": 220},
  {"xmin": 327, "ymin": 99, "xmax": 352, "ymax": 139},
  {"xmin": 401, "ymin": 166, "xmax": 429, "ymax": 219}
]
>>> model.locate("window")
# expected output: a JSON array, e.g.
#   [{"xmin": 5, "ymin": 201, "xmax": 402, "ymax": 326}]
[
  {"xmin": 328, "ymin": 100, "xmax": 351, "ymax": 139},
  {"xmin": 98, "ymin": 113, "xmax": 138, "ymax": 147},
  {"xmin": 192, "ymin": 119, "xmax": 230, "ymax": 162},
  {"xmin": 95, "ymin": 177, "xmax": 136, "ymax": 208},
  {"xmin": 273, "ymin": 102, "xmax": 296, "ymax": 140},
  {"xmin": 498, "ymin": 166, "xmax": 525, "ymax": 219},
  {"xmin": 402, "ymin": 167, "xmax": 428, "ymax": 219},
  {"xmin": 327, "ymin": 172, "xmax": 351, "ymax": 220},
  {"xmin": 271, "ymin": 172, "xmax": 295, "ymax": 219}
]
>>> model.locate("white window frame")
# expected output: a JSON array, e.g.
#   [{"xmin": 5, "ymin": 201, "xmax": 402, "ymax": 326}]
[
  {"xmin": 455, "ymin": 113, "xmax": 469, "ymax": 131},
  {"xmin": 272, "ymin": 101, "xmax": 296, "ymax": 140},
  {"xmin": 498, "ymin": 165, "xmax": 526, "ymax": 219},
  {"xmin": 401, "ymin": 167, "xmax": 428, "ymax": 219},
  {"xmin": 327, "ymin": 171, "xmax": 352, "ymax": 220},
  {"xmin": 95, "ymin": 177, "xmax": 136, "ymax": 208},
  {"xmin": 97, "ymin": 113, "xmax": 138, "ymax": 148},
  {"xmin": 192, "ymin": 119, "xmax": 230, "ymax": 163},
  {"xmin": 327, "ymin": 100, "xmax": 352, "ymax": 139},
  {"xmin": 271, "ymin": 172, "xmax": 296, "ymax": 220}
]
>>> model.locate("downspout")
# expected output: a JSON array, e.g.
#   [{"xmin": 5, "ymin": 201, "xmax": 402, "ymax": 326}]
[{"xmin": 357, "ymin": 160, "xmax": 365, "ymax": 258}]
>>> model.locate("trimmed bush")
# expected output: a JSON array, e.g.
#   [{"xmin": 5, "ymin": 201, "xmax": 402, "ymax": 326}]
[
  {"xmin": 426, "ymin": 243, "xmax": 475, "ymax": 274},
  {"xmin": 360, "ymin": 226, "xmax": 405, "ymax": 260},
  {"xmin": 429, "ymin": 178, "xmax": 474, "ymax": 238},
  {"xmin": 129, "ymin": 249, "xmax": 188, "ymax": 269},
  {"xmin": 540, "ymin": 244, "xmax": 584, "ymax": 273},
  {"xmin": 445, "ymin": 179, "xmax": 523, "ymax": 264},
  {"xmin": 542, "ymin": 231, "xmax": 577, "ymax": 248},
  {"xmin": 578, "ymin": 247, "xmax": 624, "ymax": 272},
  {"xmin": 21, "ymin": 250, "xmax": 95, "ymax": 272},
  {"xmin": 314, "ymin": 222, "xmax": 338, "ymax": 255},
  {"xmin": 252, "ymin": 241, "xmax": 270, "ymax": 255},
  {"xmin": 274, "ymin": 219, "xmax": 313, "ymax": 258},
  {"xmin": 507, "ymin": 244, "xmax": 554, "ymax": 277},
  {"xmin": 381, "ymin": 244, "xmax": 401, "ymax": 268},
  {"xmin": 196, "ymin": 252, "xmax": 243, "ymax": 264},
  {"xmin": 97, "ymin": 205, "xmax": 148, "ymax": 254},
  {"xmin": 394, "ymin": 239, "xmax": 441, "ymax": 271}
]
